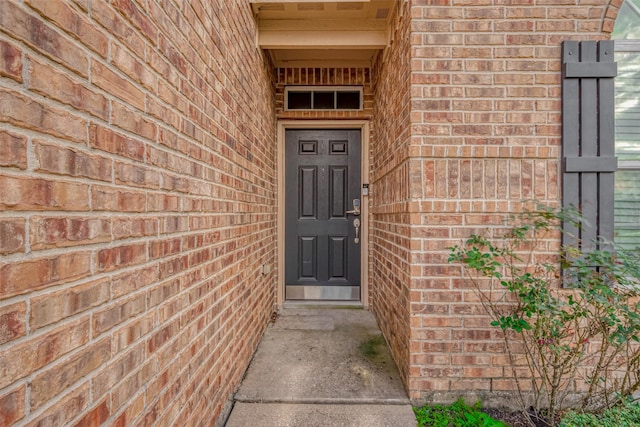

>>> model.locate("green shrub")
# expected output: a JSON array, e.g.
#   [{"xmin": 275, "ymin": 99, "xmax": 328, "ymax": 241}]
[
  {"xmin": 560, "ymin": 399, "xmax": 640, "ymax": 427},
  {"xmin": 448, "ymin": 205, "xmax": 640, "ymax": 425},
  {"xmin": 414, "ymin": 398, "xmax": 506, "ymax": 427}
]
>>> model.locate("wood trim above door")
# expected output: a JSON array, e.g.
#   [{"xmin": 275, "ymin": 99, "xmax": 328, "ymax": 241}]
[{"xmin": 277, "ymin": 120, "xmax": 370, "ymax": 308}]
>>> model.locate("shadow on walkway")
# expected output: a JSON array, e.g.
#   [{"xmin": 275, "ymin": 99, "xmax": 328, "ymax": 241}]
[{"xmin": 225, "ymin": 307, "xmax": 416, "ymax": 426}]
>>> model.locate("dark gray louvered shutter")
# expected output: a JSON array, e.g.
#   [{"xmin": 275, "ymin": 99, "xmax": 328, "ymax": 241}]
[{"xmin": 562, "ymin": 40, "xmax": 618, "ymax": 253}]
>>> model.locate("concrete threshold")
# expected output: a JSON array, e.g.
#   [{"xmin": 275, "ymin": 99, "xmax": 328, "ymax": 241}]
[{"xmin": 224, "ymin": 308, "xmax": 416, "ymax": 427}]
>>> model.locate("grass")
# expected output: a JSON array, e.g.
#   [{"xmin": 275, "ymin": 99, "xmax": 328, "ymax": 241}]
[{"xmin": 414, "ymin": 398, "xmax": 506, "ymax": 427}]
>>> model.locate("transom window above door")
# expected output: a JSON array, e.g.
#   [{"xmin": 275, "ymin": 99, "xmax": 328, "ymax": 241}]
[{"xmin": 285, "ymin": 87, "xmax": 363, "ymax": 111}]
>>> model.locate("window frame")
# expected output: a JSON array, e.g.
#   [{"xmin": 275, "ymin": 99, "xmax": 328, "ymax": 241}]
[
  {"xmin": 614, "ymin": 39, "xmax": 640, "ymax": 249},
  {"xmin": 284, "ymin": 86, "xmax": 363, "ymax": 111},
  {"xmin": 614, "ymin": 40, "xmax": 640, "ymax": 173}
]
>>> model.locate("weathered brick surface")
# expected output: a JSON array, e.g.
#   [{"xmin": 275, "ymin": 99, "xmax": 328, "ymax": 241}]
[
  {"xmin": 0, "ymin": 1, "xmax": 275, "ymax": 426},
  {"xmin": 0, "ymin": 385, "xmax": 26, "ymax": 425},
  {"xmin": 372, "ymin": 0, "xmax": 614, "ymax": 405},
  {"xmin": 0, "ymin": 301, "xmax": 26, "ymax": 345},
  {"xmin": 370, "ymin": 0, "xmax": 414, "ymax": 388},
  {"xmin": 0, "ymin": 0, "xmax": 625, "ymax": 421},
  {"xmin": 0, "ymin": 39, "xmax": 23, "ymax": 83},
  {"xmin": 0, "ymin": 217, "xmax": 26, "ymax": 255}
]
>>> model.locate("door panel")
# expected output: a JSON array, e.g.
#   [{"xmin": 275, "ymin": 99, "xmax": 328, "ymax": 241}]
[{"xmin": 285, "ymin": 129, "xmax": 361, "ymax": 301}]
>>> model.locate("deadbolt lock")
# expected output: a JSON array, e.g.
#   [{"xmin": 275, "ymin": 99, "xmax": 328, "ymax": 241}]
[{"xmin": 346, "ymin": 198, "xmax": 361, "ymax": 216}]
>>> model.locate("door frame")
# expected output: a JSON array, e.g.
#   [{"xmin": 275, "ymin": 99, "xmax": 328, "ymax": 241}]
[{"xmin": 277, "ymin": 120, "xmax": 370, "ymax": 308}]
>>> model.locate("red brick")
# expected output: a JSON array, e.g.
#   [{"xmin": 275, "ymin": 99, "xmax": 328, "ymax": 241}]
[
  {"xmin": 0, "ymin": 217, "xmax": 26, "ymax": 255},
  {"xmin": 0, "ymin": 385, "xmax": 26, "ymax": 425},
  {"xmin": 71, "ymin": 0, "xmax": 89, "ymax": 11},
  {"xmin": 145, "ymin": 363, "xmax": 179, "ymax": 406},
  {"xmin": 112, "ymin": 265, "xmax": 158, "ymax": 298},
  {"xmin": 506, "ymin": 60, "xmax": 547, "ymax": 72},
  {"xmin": 494, "ymin": 46, "xmax": 535, "ymax": 58},
  {"xmin": 111, "ymin": 360, "xmax": 155, "ymax": 411},
  {"xmin": 111, "ymin": 41, "xmax": 157, "ymax": 91},
  {"xmin": 0, "ymin": 317, "xmax": 90, "ymax": 389},
  {"xmin": 92, "ymin": 294, "xmax": 146, "ymax": 336},
  {"xmin": 158, "ymin": 255, "xmax": 189, "ymax": 279},
  {"xmin": 112, "ymin": 217, "xmax": 158, "ymax": 239},
  {"xmin": 465, "ymin": 34, "xmax": 505, "ymax": 45},
  {"xmin": 413, "ymin": 20, "xmax": 452, "ymax": 32},
  {"xmin": 93, "ymin": 343, "xmax": 146, "ymax": 398},
  {"xmin": 91, "ymin": 0, "xmax": 146, "ymax": 58},
  {"xmin": 114, "ymin": 160, "xmax": 161, "ymax": 189},
  {"xmin": 30, "ymin": 216, "xmax": 111, "ymax": 250},
  {"xmin": 158, "ymin": 80, "xmax": 188, "ymax": 115},
  {"xmin": 26, "ymin": 0, "xmax": 108, "ymax": 57},
  {"xmin": 26, "ymin": 383, "xmax": 91, "ymax": 427},
  {"xmin": 158, "ymin": 35, "xmax": 188, "ymax": 76},
  {"xmin": 507, "ymin": 34, "xmax": 547, "ymax": 45},
  {"xmin": 148, "ymin": 278, "xmax": 180, "ymax": 309},
  {"xmin": 112, "ymin": 0, "xmax": 158, "ymax": 43},
  {"xmin": 30, "ymin": 338, "xmax": 111, "ymax": 409},
  {"xmin": 91, "ymin": 185, "xmax": 146, "ymax": 212},
  {"xmin": 112, "ymin": 313, "xmax": 156, "ymax": 355},
  {"xmin": 0, "ymin": 39, "xmax": 23, "ymax": 82},
  {"xmin": 34, "ymin": 141, "xmax": 113, "ymax": 181},
  {"xmin": 505, "ymin": 7, "xmax": 547, "ymax": 19},
  {"xmin": 111, "ymin": 101, "xmax": 157, "ymax": 140},
  {"xmin": 148, "ymin": 318, "xmax": 181, "ymax": 354},
  {"xmin": 111, "ymin": 393, "xmax": 145, "ymax": 427},
  {"xmin": 147, "ymin": 147, "xmax": 201, "ymax": 178},
  {"xmin": 91, "ymin": 59, "xmax": 145, "ymax": 110},
  {"xmin": 0, "ymin": 89, "xmax": 87, "ymax": 143},
  {"xmin": 0, "ymin": 301, "xmax": 27, "ymax": 345},
  {"xmin": 149, "ymin": 238, "xmax": 181, "ymax": 259},
  {"xmin": 89, "ymin": 123, "xmax": 145, "ymax": 160},
  {"xmin": 71, "ymin": 399, "xmax": 110, "ymax": 427},
  {"xmin": 0, "ymin": 251, "xmax": 91, "ymax": 299},
  {"xmin": 30, "ymin": 278, "xmax": 110, "ymax": 329},
  {"xmin": 452, "ymin": 20, "xmax": 492, "ymax": 32},
  {"xmin": 495, "ymin": 20, "xmax": 535, "ymax": 32},
  {"xmin": 0, "ymin": 174, "xmax": 89, "ymax": 211},
  {"xmin": 465, "ymin": 59, "xmax": 505, "ymax": 72},
  {"xmin": 0, "ymin": 1, "xmax": 88, "ymax": 76},
  {"xmin": 95, "ymin": 242, "xmax": 147, "ymax": 273},
  {"xmin": 147, "ymin": 193, "xmax": 180, "ymax": 212},
  {"xmin": 148, "ymin": 99, "xmax": 181, "ymax": 131},
  {"xmin": 548, "ymin": 7, "xmax": 589, "ymax": 19},
  {"xmin": 0, "ymin": 130, "xmax": 27, "ymax": 170},
  {"xmin": 28, "ymin": 56, "xmax": 109, "ymax": 120}
]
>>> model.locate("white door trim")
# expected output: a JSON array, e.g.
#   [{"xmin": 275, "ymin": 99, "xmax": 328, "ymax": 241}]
[{"xmin": 277, "ymin": 120, "xmax": 370, "ymax": 308}]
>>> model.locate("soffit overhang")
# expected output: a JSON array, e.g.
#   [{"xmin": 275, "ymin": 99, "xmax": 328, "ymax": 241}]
[{"xmin": 250, "ymin": 0, "xmax": 396, "ymax": 68}]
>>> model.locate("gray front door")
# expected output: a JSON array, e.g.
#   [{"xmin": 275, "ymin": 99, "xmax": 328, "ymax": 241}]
[{"xmin": 285, "ymin": 129, "xmax": 361, "ymax": 301}]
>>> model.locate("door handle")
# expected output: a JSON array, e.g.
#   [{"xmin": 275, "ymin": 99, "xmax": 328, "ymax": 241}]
[
  {"xmin": 353, "ymin": 218, "xmax": 361, "ymax": 244},
  {"xmin": 346, "ymin": 198, "xmax": 361, "ymax": 216}
]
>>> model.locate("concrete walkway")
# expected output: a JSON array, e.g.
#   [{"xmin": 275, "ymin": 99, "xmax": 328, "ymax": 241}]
[{"xmin": 224, "ymin": 307, "xmax": 417, "ymax": 427}]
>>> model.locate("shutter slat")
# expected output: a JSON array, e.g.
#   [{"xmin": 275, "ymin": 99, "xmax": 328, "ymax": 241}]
[
  {"xmin": 562, "ymin": 41, "xmax": 581, "ymax": 248},
  {"xmin": 563, "ymin": 62, "xmax": 617, "ymax": 78},
  {"xmin": 580, "ymin": 42, "xmax": 599, "ymax": 252},
  {"xmin": 597, "ymin": 41, "xmax": 617, "ymax": 252},
  {"xmin": 564, "ymin": 157, "xmax": 617, "ymax": 172}
]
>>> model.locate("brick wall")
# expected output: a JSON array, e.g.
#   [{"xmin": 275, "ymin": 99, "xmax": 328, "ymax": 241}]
[
  {"xmin": 274, "ymin": 67, "xmax": 373, "ymax": 120},
  {"xmin": 370, "ymin": 0, "xmax": 413, "ymax": 386},
  {"xmin": 0, "ymin": 1, "xmax": 276, "ymax": 425},
  {"xmin": 405, "ymin": 0, "xmax": 615, "ymax": 404}
]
